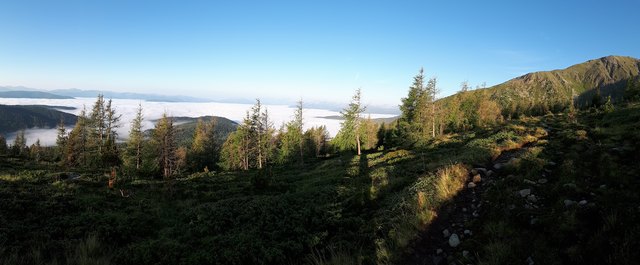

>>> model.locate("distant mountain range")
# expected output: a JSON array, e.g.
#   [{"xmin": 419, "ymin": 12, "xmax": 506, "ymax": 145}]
[
  {"xmin": 0, "ymin": 105, "xmax": 77, "ymax": 134},
  {"xmin": 0, "ymin": 91, "xmax": 74, "ymax": 99}
]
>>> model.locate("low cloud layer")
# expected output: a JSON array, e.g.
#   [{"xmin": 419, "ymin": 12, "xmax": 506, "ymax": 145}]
[{"xmin": 1, "ymin": 98, "xmax": 395, "ymax": 146}]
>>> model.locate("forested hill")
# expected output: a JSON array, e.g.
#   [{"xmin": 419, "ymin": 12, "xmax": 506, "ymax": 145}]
[
  {"xmin": 0, "ymin": 105, "xmax": 77, "ymax": 134},
  {"xmin": 151, "ymin": 115, "xmax": 238, "ymax": 147},
  {"xmin": 445, "ymin": 56, "xmax": 640, "ymax": 117}
]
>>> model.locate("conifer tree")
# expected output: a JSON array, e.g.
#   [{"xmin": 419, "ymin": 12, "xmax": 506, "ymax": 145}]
[
  {"xmin": 66, "ymin": 108, "xmax": 89, "ymax": 167},
  {"xmin": 11, "ymin": 129, "xmax": 27, "ymax": 157},
  {"xmin": 334, "ymin": 88, "xmax": 366, "ymax": 155},
  {"xmin": 153, "ymin": 112, "xmax": 178, "ymax": 179},
  {"xmin": 123, "ymin": 103, "xmax": 145, "ymax": 176},
  {"xmin": 0, "ymin": 134, "xmax": 7, "ymax": 155},
  {"xmin": 102, "ymin": 99, "xmax": 121, "ymax": 167},
  {"xmin": 55, "ymin": 119, "xmax": 67, "ymax": 162},
  {"xmin": 29, "ymin": 139, "xmax": 42, "ymax": 162}
]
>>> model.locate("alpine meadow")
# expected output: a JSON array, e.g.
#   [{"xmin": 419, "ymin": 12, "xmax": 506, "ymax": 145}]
[{"xmin": 1, "ymin": 1, "xmax": 640, "ymax": 265}]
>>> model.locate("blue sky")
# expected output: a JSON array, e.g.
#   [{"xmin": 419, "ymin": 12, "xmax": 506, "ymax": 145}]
[{"xmin": 1, "ymin": 0, "xmax": 639, "ymax": 108}]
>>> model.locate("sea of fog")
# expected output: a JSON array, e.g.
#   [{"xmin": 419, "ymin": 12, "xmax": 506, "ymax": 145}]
[{"xmin": 0, "ymin": 98, "xmax": 396, "ymax": 146}]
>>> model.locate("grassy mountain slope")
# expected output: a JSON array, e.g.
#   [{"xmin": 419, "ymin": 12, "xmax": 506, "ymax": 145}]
[
  {"xmin": 0, "ymin": 105, "xmax": 77, "ymax": 134},
  {"xmin": 445, "ymin": 56, "xmax": 640, "ymax": 116},
  {"xmin": 0, "ymin": 91, "xmax": 74, "ymax": 99}
]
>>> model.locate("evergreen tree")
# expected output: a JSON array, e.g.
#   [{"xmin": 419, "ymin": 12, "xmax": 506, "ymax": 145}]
[
  {"xmin": 334, "ymin": 88, "xmax": 366, "ymax": 155},
  {"xmin": 293, "ymin": 99, "xmax": 304, "ymax": 165},
  {"xmin": 625, "ymin": 77, "xmax": 640, "ymax": 102},
  {"xmin": 55, "ymin": 119, "xmax": 67, "ymax": 162},
  {"xmin": 359, "ymin": 115, "xmax": 379, "ymax": 150},
  {"xmin": 102, "ymin": 99, "xmax": 121, "ymax": 167},
  {"xmin": 153, "ymin": 113, "xmax": 178, "ymax": 179},
  {"xmin": 376, "ymin": 122, "xmax": 386, "ymax": 149},
  {"xmin": 221, "ymin": 128, "xmax": 248, "ymax": 170},
  {"xmin": 11, "ymin": 129, "xmax": 27, "ymax": 157},
  {"xmin": 400, "ymin": 68, "xmax": 425, "ymax": 123},
  {"xmin": 123, "ymin": 103, "xmax": 145, "ymax": 176},
  {"xmin": 305, "ymin": 125, "xmax": 329, "ymax": 157},
  {"xmin": 0, "ymin": 134, "xmax": 7, "ymax": 155},
  {"xmin": 29, "ymin": 139, "xmax": 42, "ymax": 162},
  {"xmin": 277, "ymin": 100, "xmax": 305, "ymax": 165},
  {"xmin": 66, "ymin": 108, "xmax": 89, "ymax": 167},
  {"xmin": 188, "ymin": 117, "xmax": 221, "ymax": 171}
]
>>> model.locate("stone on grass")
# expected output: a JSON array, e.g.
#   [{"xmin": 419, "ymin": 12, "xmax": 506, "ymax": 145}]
[
  {"xmin": 524, "ymin": 179, "xmax": 536, "ymax": 185},
  {"xmin": 443, "ymin": 229, "xmax": 450, "ymax": 238},
  {"xmin": 564, "ymin": 199, "xmax": 576, "ymax": 207},
  {"xmin": 518, "ymin": 189, "xmax": 531, "ymax": 197},
  {"xmin": 436, "ymin": 248, "xmax": 443, "ymax": 255},
  {"xmin": 527, "ymin": 194, "xmax": 538, "ymax": 203},
  {"xmin": 578, "ymin": 200, "xmax": 588, "ymax": 206},
  {"xmin": 538, "ymin": 178, "xmax": 548, "ymax": 184},
  {"xmin": 468, "ymin": 182, "xmax": 477, "ymax": 188},
  {"xmin": 472, "ymin": 174, "xmax": 482, "ymax": 183},
  {"xmin": 464, "ymin": 229, "xmax": 472, "ymax": 236},
  {"xmin": 448, "ymin": 233, "xmax": 460, "ymax": 247},
  {"xmin": 462, "ymin": 250, "xmax": 470, "ymax": 258}
]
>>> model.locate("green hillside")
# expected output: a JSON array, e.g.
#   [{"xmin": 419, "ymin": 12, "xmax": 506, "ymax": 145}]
[
  {"xmin": 0, "ymin": 105, "xmax": 77, "ymax": 134},
  {"xmin": 170, "ymin": 116, "xmax": 238, "ymax": 147},
  {"xmin": 449, "ymin": 56, "xmax": 640, "ymax": 117}
]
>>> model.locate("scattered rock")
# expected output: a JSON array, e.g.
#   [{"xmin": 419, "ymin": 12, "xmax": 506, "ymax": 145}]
[
  {"xmin": 578, "ymin": 200, "xmax": 588, "ymax": 206},
  {"xmin": 471, "ymin": 169, "xmax": 479, "ymax": 175},
  {"xmin": 547, "ymin": 161, "xmax": 557, "ymax": 166},
  {"xmin": 474, "ymin": 168, "xmax": 487, "ymax": 175},
  {"xmin": 538, "ymin": 178, "xmax": 548, "ymax": 184},
  {"xmin": 530, "ymin": 218, "xmax": 538, "ymax": 225},
  {"xmin": 563, "ymin": 183, "xmax": 577, "ymax": 189},
  {"xmin": 436, "ymin": 248, "xmax": 443, "ymax": 255},
  {"xmin": 527, "ymin": 194, "xmax": 538, "ymax": 203},
  {"xmin": 599, "ymin": 184, "xmax": 607, "ymax": 189},
  {"xmin": 518, "ymin": 189, "xmax": 532, "ymax": 197},
  {"xmin": 472, "ymin": 211, "xmax": 479, "ymax": 217},
  {"xmin": 462, "ymin": 250, "xmax": 470, "ymax": 258},
  {"xmin": 527, "ymin": 256, "xmax": 535, "ymax": 265},
  {"xmin": 443, "ymin": 229, "xmax": 451, "ymax": 238},
  {"xmin": 508, "ymin": 204, "xmax": 516, "ymax": 210},
  {"xmin": 432, "ymin": 256, "xmax": 444, "ymax": 265},
  {"xmin": 564, "ymin": 199, "xmax": 576, "ymax": 207},
  {"xmin": 494, "ymin": 163, "xmax": 503, "ymax": 170},
  {"xmin": 524, "ymin": 179, "xmax": 537, "ymax": 185},
  {"xmin": 464, "ymin": 229, "xmax": 472, "ymax": 236},
  {"xmin": 472, "ymin": 174, "xmax": 482, "ymax": 183},
  {"xmin": 462, "ymin": 207, "xmax": 468, "ymax": 212},
  {"xmin": 467, "ymin": 182, "xmax": 477, "ymax": 188},
  {"xmin": 448, "ymin": 233, "xmax": 461, "ymax": 247},
  {"xmin": 508, "ymin": 157, "xmax": 518, "ymax": 165},
  {"xmin": 486, "ymin": 170, "xmax": 494, "ymax": 177}
]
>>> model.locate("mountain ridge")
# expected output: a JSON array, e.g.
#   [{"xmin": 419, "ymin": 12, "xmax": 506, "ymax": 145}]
[{"xmin": 442, "ymin": 55, "xmax": 640, "ymax": 116}]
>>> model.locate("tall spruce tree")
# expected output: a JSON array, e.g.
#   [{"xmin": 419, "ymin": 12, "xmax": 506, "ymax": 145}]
[
  {"xmin": 0, "ymin": 134, "xmax": 7, "ymax": 155},
  {"xmin": 66, "ymin": 107, "xmax": 89, "ymax": 167},
  {"xmin": 334, "ymin": 88, "xmax": 366, "ymax": 155},
  {"xmin": 11, "ymin": 129, "xmax": 27, "ymax": 157},
  {"xmin": 123, "ymin": 103, "xmax": 145, "ymax": 176},
  {"xmin": 153, "ymin": 112, "xmax": 178, "ymax": 179},
  {"xmin": 55, "ymin": 119, "xmax": 67, "ymax": 162}
]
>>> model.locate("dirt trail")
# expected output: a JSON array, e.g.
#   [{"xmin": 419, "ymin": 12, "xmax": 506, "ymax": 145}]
[{"xmin": 403, "ymin": 145, "xmax": 533, "ymax": 265}]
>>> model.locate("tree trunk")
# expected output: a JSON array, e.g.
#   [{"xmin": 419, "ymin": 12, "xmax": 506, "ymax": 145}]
[{"xmin": 356, "ymin": 134, "xmax": 361, "ymax": 156}]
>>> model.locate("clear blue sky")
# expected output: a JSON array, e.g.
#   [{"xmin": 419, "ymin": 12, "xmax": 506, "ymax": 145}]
[{"xmin": 1, "ymin": 0, "xmax": 639, "ymax": 108}]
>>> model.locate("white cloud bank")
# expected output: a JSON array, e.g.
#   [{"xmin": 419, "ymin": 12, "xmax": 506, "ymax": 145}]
[{"xmin": 0, "ymin": 98, "xmax": 395, "ymax": 146}]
